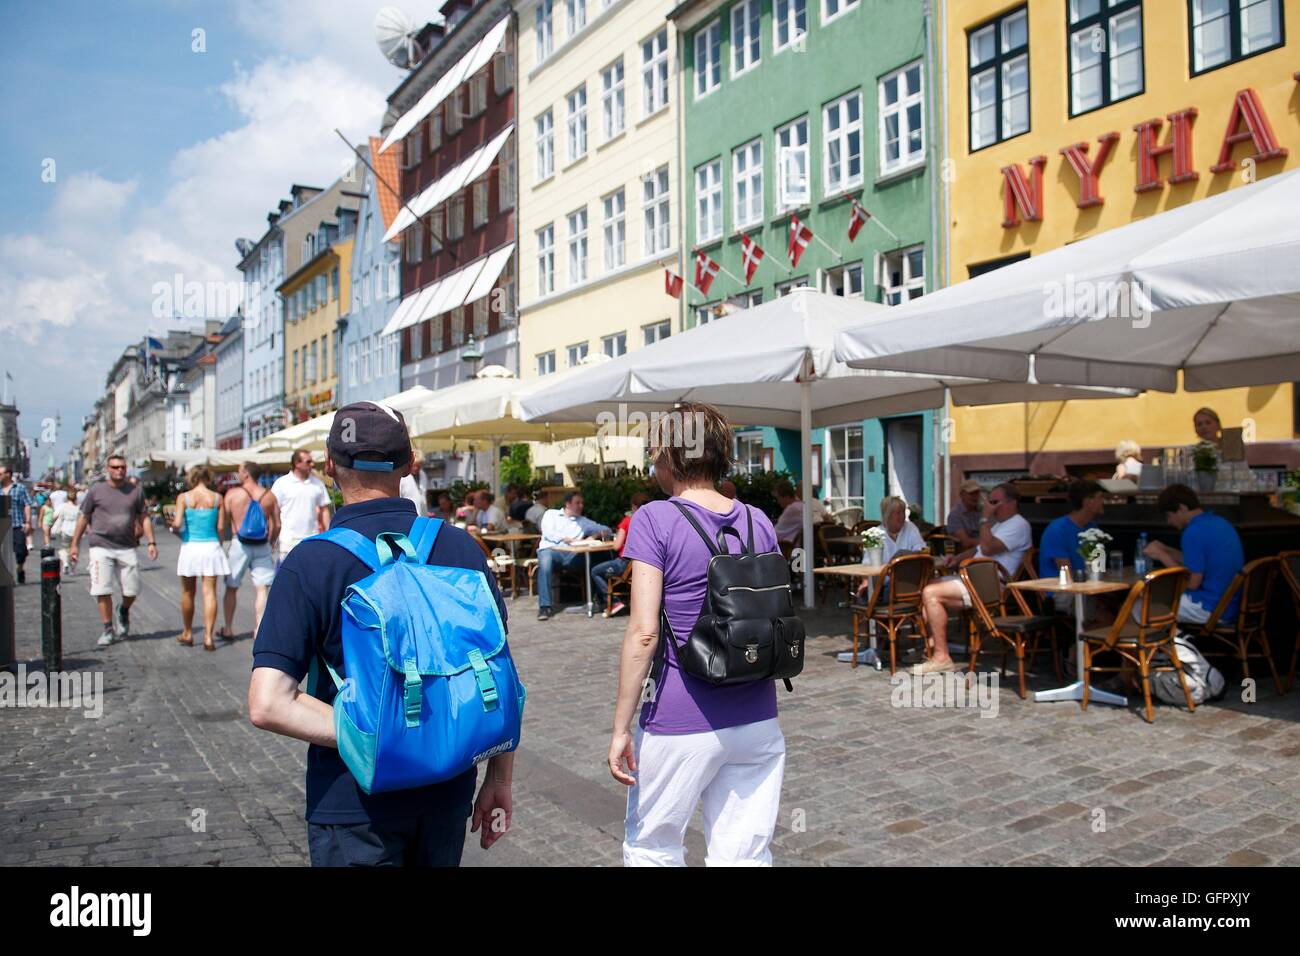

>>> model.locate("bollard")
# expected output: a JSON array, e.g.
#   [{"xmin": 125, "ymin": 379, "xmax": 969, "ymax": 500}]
[{"xmin": 40, "ymin": 547, "xmax": 62, "ymax": 680}]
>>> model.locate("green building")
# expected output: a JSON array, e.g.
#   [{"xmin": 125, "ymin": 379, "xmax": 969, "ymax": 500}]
[{"xmin": 669, "ymin": 0, "xmax": 941, "ymax": 523}]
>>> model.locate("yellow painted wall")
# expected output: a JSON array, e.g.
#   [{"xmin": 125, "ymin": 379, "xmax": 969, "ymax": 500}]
[
  {"xmin": 944, "ymin": 0, "xmax": 1299, "ymax": 457},
  {"xmin": 284, "ymin": 238, "xmax": 352, "ymax": 415}
]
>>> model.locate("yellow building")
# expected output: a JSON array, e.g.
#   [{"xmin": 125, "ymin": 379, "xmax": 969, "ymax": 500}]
[
  {"xmin": 281, "ymin": 212, "xmax": 356, "ymax": 422},
  {"xmin": 515, "ymin": 0, "xmax": 681, "ymax": 481},
  {"xmin": 941, "ymin": 0, "xmax": 1299, "ymax": 479}
]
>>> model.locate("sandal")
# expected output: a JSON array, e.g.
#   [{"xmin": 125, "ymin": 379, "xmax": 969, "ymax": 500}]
[
  {"xmin": 203, "ymin": 639, "xmax": 216, "ymax": 652},
  {"xmin": 177, "ymin": 634, "xmax": 194, "ymax": 646},
  {"xmin": 219, "ymin": 628, "xmax": 235, "ymax": 642}
]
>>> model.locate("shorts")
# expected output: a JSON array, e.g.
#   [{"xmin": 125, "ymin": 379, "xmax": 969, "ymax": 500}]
[
  {"xmin": 227, "ymin": 538, "xmax": 275, "ymax": 588},
  {"xmin": 278, "ymin": 535, "xmax": 306, "ymax": 561},
  {"xmin": 177, "ymin": 540, "xmax": 231, "ymax": 578},
  {"xmin": 88, "ymin": 546, "xmax": 140, "ymax": 598}
]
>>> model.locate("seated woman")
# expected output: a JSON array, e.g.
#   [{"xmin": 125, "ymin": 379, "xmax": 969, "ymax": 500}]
[{"xmin": 855, "ymin": 496, "xmax": 926, "ymax": 604}]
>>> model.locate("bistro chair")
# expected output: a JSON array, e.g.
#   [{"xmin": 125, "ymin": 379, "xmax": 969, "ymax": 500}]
[
  {"xmin": 959, "ymin": 558, "xmax": 1061, "ymax": 699},
  {"xmin": 1185, "ymin": 557, "xmax": 1284, "ymax": 695},
  {"xmin": 833, "ymin": 506, "xmax": 864, "ymax": 528},
  {"xmin": 1016, "ymin": 548, "xmax": 1039, "ymax": 582},
  {"xmin": 1277, "ymin": 551, "xmax": 1300, "ymax": 692},
  {"xmin": 603, "ymin": 560, "xmax": 633, "ymax": 618},
  {"xmin": 473, "ymin": 534, "xmax": 516, "ymax": 598},
  {"xmin": 817, "ymin": 523, "xmax": 859, "ymax": 566},
  {"xmin": 850, "ymin": 554, "xmax": 934, "ymax": 674},
  {"xmin": 1080, "ymin": 567, "xmax": 1193, "ymax": 723},
  {"xmin": 926, "ymin": 531, "xmax": 956, "ymax": 558}
]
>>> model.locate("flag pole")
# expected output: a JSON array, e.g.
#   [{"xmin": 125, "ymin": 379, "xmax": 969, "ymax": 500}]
[
  {"xmin": 842, "ymin": 192, "xmax": 902, "ymax": 244},
  {"xmin": 811, "ymin": 232, "xmax": 843, "ymax": 260}
]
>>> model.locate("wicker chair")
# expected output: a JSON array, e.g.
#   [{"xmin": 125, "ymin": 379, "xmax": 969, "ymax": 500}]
[
  {"xmin": 850, "ymin": 553, "xmax": 934, "ymax": 674},
  {"xmin": 1279, "ymin": 551, "xmax": 1300, "ymax": 692},
  {"xmin": 1081, "ymin": 567, "xmax": 1193, "ymax": 722},
  {"xmin": 473, "ymin": 534, "xmax": 516, "ymax": 598},
  {"xmin": 1184, "ymin": 557, "xmax": 1284, "ymax": 695},
  {"xmin": 959, "ymin": 558, "xmax": 1061, "ymax": 699},
  {"xmin": 603, "ymin": 560, "xmax": 633, "ymax": 617}
]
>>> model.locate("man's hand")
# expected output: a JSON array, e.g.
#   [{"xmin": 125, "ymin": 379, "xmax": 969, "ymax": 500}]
[
  {"xmin": 69, "ymin": 544, "xmax": 79, "ymax": 566},
  {"xmin": 470, "ymin": 772, "xmax": 513, "ymax": 850},
  {"xmin": 147, "ymin": 542, "xmax": 158, "ymax": 561}
]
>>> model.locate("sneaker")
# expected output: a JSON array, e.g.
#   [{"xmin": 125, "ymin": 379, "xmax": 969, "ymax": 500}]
[
  {"xmin": 608, "ymin": 601, "xmax": 627, "ymax": 617},
  {"xmin": 16, "ymin": 568, "xmax": 24, "ymax": 585},
  {"xmin": 115, "ymin": 604, "xmax": 130, "ymax": 639},
  {"xmin": 537, "ymin": 606, "xmax": 554, "ymax": 621},
  {"xmin": 910, "ymin": 658, "xmax": 957, "ymax": 676},
  {"xmin": 96, "ymin": 629, "xmax": 115, "ymax": 648}
]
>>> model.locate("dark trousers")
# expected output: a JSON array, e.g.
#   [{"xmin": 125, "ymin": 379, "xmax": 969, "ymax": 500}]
[
  {"xmin": 591, "ymin": 556, "xmax": 628, "ymax": 605},
  {"xmin": 13, "ymin": 529, "xmax": 27, "ymax": 574},
  {"xmin": 536, "ymin": 548, "xmax": 585, "ymax": 610},
  {"xmin": 308, "ymin": 810, "xmax": 471, "ymax": 867}
]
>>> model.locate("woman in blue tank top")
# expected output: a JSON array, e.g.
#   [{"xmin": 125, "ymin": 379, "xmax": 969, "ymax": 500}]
[{"xmin": 172, "ymin": 466, "xmax": 230, "ymax": 650}]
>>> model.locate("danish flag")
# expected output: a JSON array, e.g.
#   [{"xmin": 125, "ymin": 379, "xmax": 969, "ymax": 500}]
[
  {"xmin": 788, "ymin": 216, "xmax": 814, "ymax": 268},
  {"xmin": 848, "ymin": 200, "xmax": 871, "ymax": 241},
  {"xmin": 664, "ymin": 269, "xmax": 684, "ymax": 299},
  {"xmin": 739, "ymin": 234, "xmax": 766, "ymax": 284},
  {"xmin": 694, "ymin": 251, "xmax": 720, "ymax": 295}
]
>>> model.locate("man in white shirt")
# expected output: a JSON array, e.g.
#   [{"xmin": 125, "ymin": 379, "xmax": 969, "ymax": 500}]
[
  {"xmin": 915, "ymin": 483, "xmax": 1032, "ymax": 675},
  {"xmin": 772, "ymin": 480, "xmax": 803, "ymax": 546},
  {"xmin": 270, "ymin": 449, "xmax": 333, "ymax": 559},
  {"xmin": 535, "ymin": 491, "xmax": 609, "ymax": 620},
  {"xmin": 400, "ymin": 444, "xmax": 426, "ymax": 515},
  {"xmin": 474, "ymin": 489, "xmax": 506, "ymax": 532}
]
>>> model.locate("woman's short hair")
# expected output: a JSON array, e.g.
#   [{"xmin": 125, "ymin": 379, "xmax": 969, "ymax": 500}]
[
  {"xmin": 879, "ymin": 495, "xmax": 907, "ymax": 521},
  {"xmin": 187, "ymin": 466, "xmax": 213, "ymax": 490},
  {"xmin": 1193, "ymin": 407, "xmax": 1221, "ymax": 427},
  {"xmin": 1114, "ymin": 439, "xmax": 1141, "ymax": 461},
  {"xmin": 648, "ymin": 401, "xmax": 735, "ymax": 484}
]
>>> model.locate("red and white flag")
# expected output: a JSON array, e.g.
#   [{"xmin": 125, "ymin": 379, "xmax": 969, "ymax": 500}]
[
  {"xmin": 694, "ymin": 251, "xmax": 720, "ymax": 295},
  {"xmin": 664, "ymin": 269, "xmax": 684, "ymax": 299},
  {"xmin": 788, "ymin": 216, "xmax": 814, "ymax": 268},
  {"xmin": 848, "ymin": 200, "xmax": 871, "ymax": 241},
  {"xmin": 739, "ymin": 234, "xmax": 766, "ymax": 284}
]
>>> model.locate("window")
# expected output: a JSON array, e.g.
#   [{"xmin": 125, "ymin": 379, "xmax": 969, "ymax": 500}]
[
  {"xmin": 823, "ymin": 0, "xmax": 859, "ymax": 22},
  {"xmin": 403, "ymin": 126, "xmax": 424, "ymax": 169},
  {"xmin": 695, "ymin": 19, "xmax": 721, "ymax": 98},
  {"xmin": 387, "ymin": 334, "xmax": 399, "ymax": 373},
  {"xmin": 537, "ymin": 351, "xmax": 556, "ymax": 375},
  {"xmin": 387, "ymin": 260, "xmax": 399, "ymax": 299},
  {"xmin": 602, "ymin": 189, "xmax": 625, "ymax": 270},
  {"xmin": 446, "ymin": 88, "xmax": 464, "ymax": 134},
  {"xmin": 448, "ymin": 195, "xmax": 465, "ymax": 241},
  {"xmin": 347, "ymin": 343, "xmax": 358, "ymax": 387},
  {"xmin": 472, "ymin": 179, "xmax": 489, "ymax": 229},
  {"xmin": 536, "ymin": 0, "xmax": 554, "ymax": 61},
  {"xmin": 410, "ymin": 322, "xmax": 423, "ymax": 360},
  {"xmin": 969, "ymin": 5, "xmax": 1029, "ymax": 150},
  {"xmin": 331, "ymin": 268, "xmax": 339, "ymax": 302},
  {"xmin": 730, "ymin": 289, "xmax": 763, "ymax": 309},
  {"xmin": 468, "ymin": 71, "xmax": 488, "ymax": 116},
  {"xmin": 827, "ymin": 425, "xmax": 864, "ymax": 512},
  {"xmin": 642, "ymin": 28, "xmax": 670, "ymax": 116},
  {"xmin": 536, "ymin": 110, "xmax": 554, "ymax": 180},
  {"xmin": 406, "ymin": 223, "xmax": 423, "ymax": 263},
  {"xmin": 643, "ymin": 166, "xmax": 671, "ymax": 255},
  {"xmin": 776, "ymin": 276, "xmax": 809, "ymax": 296},
  {"xmin": 566, "ymin": 0, "xmax": 586, "ymax": 37},
  {"xmin": 1190, "ymin": 0, "xmax": 1283, "ymax": 74},
  {"xmin": 566, "ymin": 85, "xmax": 588, "ymax": 161},
  {"xmin": 735, "ymin": 432, "xmax": 764, "ymax": 474},
  {"xmin": 361, "ymin": 335, "xmax": 371, "ymax": 382},
  {"xmin": 499, "ymin": 133, "xmax": 517, "ymax": 211},
  {"xmin": 428, "ymin": 208, "xmax": 444, "ymax": 256},
  {"xmin": 643, "ymin": 319, "xmax": 671, "ymax": 345},
  {"xmin": 309, "ymin": 341, "xmax": 319, "ymax": 384},
  {"xmin": 733, "ymin": 139, "xmax": 763, "ymax": 229},
  {"xmin": 695, "ymin": 159, "xmax": 723, "ymax": 243},
  {"xmin": 568, "ymin": 208, "xmax": 589, "ymax": 284},
  {"xmin": 880, "ymin": 245, "xmax": 925, "ymax": 305},
  {"xmin": 567, "ymin": 341, "xmax": 589, "ymax": 366},
  {"xmin": 537, "ymin": 224, "xmax": 555, "ymax": 295},
  {"xmin": 602, "ymin": 332, "xmax": 627, "ymax": 358},
  {"xmin": 493, "ymin": 32, "xmax": 514, "ymax": 95},
  {"xmin": 693, "ymin": 302, "xmax": 718, "ymax": 327},
  {"xmin": 1069, "ymin": 0, "xmax": 1144, "ymax": 115},
  {"xmin": 450, "ymin": 306, "xmax": 464, "ymax": 345},
  {"xmin": 880, "ymin": 61, "xmax": 924, "ymax": 174},
  {"xmin": 823, "ymin": 91, "xmax": 863, "ymax": 194},
  {"xmin": 602, "ymin": 59, "xmax": 625, "ymax": 139},
  {"xmin": 775, "ymin": 0, "xmax": 807, "ymax": 51},
  {"xmin": 732, "ymin": 0, "xmax": 761, "ymax": 76},
  {"xmin": 823, "ymin": 261, "xmax": 863, "ymax": 297},
  {"xmin": 777, "ymin": 116, "xmax": 810, "ymax": 208},
  {"xmin": 292, "ymin": 351, "xmax": 299, "ymax": 391}
]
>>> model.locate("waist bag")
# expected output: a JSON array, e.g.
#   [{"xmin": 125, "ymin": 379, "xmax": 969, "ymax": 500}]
[
  {"xmin": 314, "ymin": 517, "xmax": 526, "ymax": 794},
  {"xmin": 648, "ymin": 501, "xmax": 804, "ymax": 696}
]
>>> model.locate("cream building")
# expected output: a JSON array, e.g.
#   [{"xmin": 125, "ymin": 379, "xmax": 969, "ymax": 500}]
[{"xmin": 516, "ymin": 0, "xmax": 681, "ymax": 481}]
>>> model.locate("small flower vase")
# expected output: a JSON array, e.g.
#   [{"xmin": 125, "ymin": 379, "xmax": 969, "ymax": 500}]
[
  {"xmin": 866, "ymin": 546, "xmax": 884, "ymax": 567},
  {"xmin": 1196, "ymin": 469, "xmax": 1216, "ymax": 493},
  {"xmin": 1087, "ymin": 548, "xmax": 1105, "ymax": 582}
]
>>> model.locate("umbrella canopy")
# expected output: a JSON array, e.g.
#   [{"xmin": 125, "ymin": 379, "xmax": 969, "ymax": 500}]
[
  {"xmin": 834, "ymin": 169, "xmax": 1300, "ymax": 393},
  {"xmin": 149, "ymin": 448, "xmax": 299, "ymax": 472},
  {"xmin": 409, "ymin": 367, "xmax": 604, "ymax": 443},
  {"xmin": 249, "ymin": 387, "xmax": 444, "ymax": 453}
]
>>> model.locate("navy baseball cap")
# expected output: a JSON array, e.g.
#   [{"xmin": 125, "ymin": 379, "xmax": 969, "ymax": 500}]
[{"xmin": 327, "ymin": 402, "xmax": 413, "ymax": 472}]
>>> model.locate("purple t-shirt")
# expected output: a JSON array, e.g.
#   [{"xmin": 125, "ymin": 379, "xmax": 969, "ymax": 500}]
[{"xmin": 623, "ymin": 496, "xmax": 780, "ymax": 735}]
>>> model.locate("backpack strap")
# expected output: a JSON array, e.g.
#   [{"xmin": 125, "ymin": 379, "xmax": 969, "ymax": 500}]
[
  {"xmin": 670, "ymin": 500, "xmax": 719, "ymax": 555},
  {"xmin": 409, "ymin": 516, "xmax": 443, "ymax": 564},
  {"xmin": 313, "ymin": 527, "xmax": 381, "ymax": 572}
]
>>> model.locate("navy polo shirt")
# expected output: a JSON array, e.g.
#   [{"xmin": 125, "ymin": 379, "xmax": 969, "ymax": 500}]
[{"xmin": 252, "ymin": 497, "xmax": 508, "ymax": 825}]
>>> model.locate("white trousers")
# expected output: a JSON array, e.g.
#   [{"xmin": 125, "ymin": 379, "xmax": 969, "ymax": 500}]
[{"xmin": 623, "ymin": 717, "xmax": 785, "ymax": 867}]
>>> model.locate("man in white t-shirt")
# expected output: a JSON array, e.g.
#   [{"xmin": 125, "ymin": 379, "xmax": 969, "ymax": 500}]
[
  {"xmin": 270, "ymin": 449, "xmax": 332, "ymax": 559},
  {"xmin": 473, "ymin": 489, "xmax": 506, "ymax": 532},
  {"xmin": 915, "ymin": 483, "xmax": 1032, "ymax": 675}
]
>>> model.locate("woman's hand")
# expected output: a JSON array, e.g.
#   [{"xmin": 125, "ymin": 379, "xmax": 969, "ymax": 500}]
[{"xmin": 608, "ymin": 729, "xmax": 637, "ymax": 786}]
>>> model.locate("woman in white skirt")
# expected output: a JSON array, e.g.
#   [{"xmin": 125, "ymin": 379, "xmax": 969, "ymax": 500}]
[{"xmin": 172, "ymin": 466, "xmax": 229, "ymax": 650}]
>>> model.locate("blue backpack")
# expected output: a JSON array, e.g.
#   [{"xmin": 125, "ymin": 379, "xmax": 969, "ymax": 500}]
[
  {"xmin": 314, "ymin": 517, "xmax": 525, "ymax": 794},
  {"xmin": 237, "ymin": 489, "xmax": 269, "ymax": 544}
]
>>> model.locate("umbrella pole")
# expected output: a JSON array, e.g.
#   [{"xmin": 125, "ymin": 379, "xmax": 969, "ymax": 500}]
[
  {"xmin": 942, "ymin": 386, "xmax": 952, "ymax": 519},
  {"xmin": 800, "ymin": 378, "xmax": 814, "ymax": 609}
]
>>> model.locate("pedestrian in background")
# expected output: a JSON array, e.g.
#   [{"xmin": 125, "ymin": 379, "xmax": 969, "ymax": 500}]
[
  {"xmin": 591, "ymin": 492, "xmax": 649, "ymax": 617},
  {"xmin": 50, "ymin": 488, "xmax": 80, "ymax": 576},
  {"xmin": 0, "ymin": 465, "xmax": 32, "ymax": 584},
  {"xmin": 222, "ymin": 461, "xmax": 280, "ymax": 640},
  {"xmin": 172, "ymin": 466, "xmax": 230, "ymax": 650},
  {"xmin": 271, "ymin": 449, "xmax": 332, "ymax": 560}
]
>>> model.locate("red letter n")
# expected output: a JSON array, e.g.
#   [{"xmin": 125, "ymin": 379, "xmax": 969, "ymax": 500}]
[{"xmin": 1001, "ymin": 156, "xmax": 1047, "ymax": 228}]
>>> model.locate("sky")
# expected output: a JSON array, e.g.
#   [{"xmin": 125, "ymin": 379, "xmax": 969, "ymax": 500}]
[{"xmin": 0, "ymin": 0, "xmax": 431, "ymax": 468}]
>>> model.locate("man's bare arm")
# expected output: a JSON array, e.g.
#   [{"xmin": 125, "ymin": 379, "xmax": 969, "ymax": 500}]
[{"xmin": 248, "ymin": 667, "xmax": 335, "ymax": 747}]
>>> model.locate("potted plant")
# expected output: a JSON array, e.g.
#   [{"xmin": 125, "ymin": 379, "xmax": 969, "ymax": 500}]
[
  {"xmin": 861, "ymin": 525, "xmax": 887, "ymax": 566},
  {"xmin": 1077, "ymin": 528, "xmax": 1113, "ymax": 581},
  {"xmin": 1281, "ymin": 469, "xmax": 1300, "ymax": 516},
  {"xmin": 1192, "ymin": 440, "xmax": 1218, "ymax": 492}
]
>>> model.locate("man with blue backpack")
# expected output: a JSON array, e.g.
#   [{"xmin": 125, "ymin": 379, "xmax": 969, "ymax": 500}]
[
  {"xmin": 222, "ymin": 461, "xmax": 280, "ymax": 640},
  {"xmin": 248, "ymin": 401, "xmax": 523, "ymax": 867}
]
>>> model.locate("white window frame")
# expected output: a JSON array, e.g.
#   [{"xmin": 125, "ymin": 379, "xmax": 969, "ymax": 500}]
[
  {"xmin": 695, "ymin": 19, "xmax": 721, "ymax": 99},
  {"xmin": 735, "ymin": 431, "xmax": 764, "ymax": 474},
  {"xmin": 567, "ymin": 341, "xmax": 590, "ymax": 367},
  {"xmin": 499, "ymin": 133, "xmax": 516, "ymax": 211},
  {"xmin": 567, "ymin": 0, "xmax": 587, "ymax": 38},
  {"xmin": 774, "ymin": 0, "xmax": 808, "ymax": 52},
  {"xmin": 472, "ymin": 179, "xmax": 489, "ymax": 229},
  {"xmin": 387, "ymin": 333, "xmax": 399, "ymax": 373},
  {"xmin": 568, "ymin": 207, "xmax": 589, "ymax": 285},
  {"xmin": 643, "ymin": 166, "xmax": 671, "ymax": 256},
  {"xmin": 732, "ymin": 138, "xmax": 763, "ymax": 229},
  {"xmin": 536, "ymin": 351, "xmax": 556, "ymax": 376},
  {"xmin": 602, "ymin": 58, "xmax": 625, "ymax": 140},
  {"xmin": 880, "ymin": 244, "xmax": 925, "ymax": 306},
  {"xmin": 643, "ymin": 319, "xmax": 671, "ymax": 345},
  {"xmin": 446, "ymin": 88, "xmax": 464, "ymax": 135},
  {"xmin": 776, "ymin": 276, "xmax": 809, "ymax": 296},
  {"xmin": 536, "ymin": 110, "xmax": 554, "ymax": 181},
  {"xmin": 822, "ymin": 90, "xmax": 863, "ymax": 196},
  {"xmin": 347, "ymin": 342, "xmax": 358, "ymax": 387},
  {"xmin": 821, "ymin": 0, "xmax": 859, "ymax": 25},
  {"xmin": 695, "ymin": 159, "xmax": 723, "ymax": 244},
  {"xmin": 776, "ymin": 115, "xmax": 809, "ymax": 209},
  {"xmin": 537, "ymin": 223, "xmax": 555, "ymax": 295},
  {"xmin": 566, "ymin": 85, "xmax": 588, "ymax": 162},
  {"xmin": 448, "ymin": 195, "xmax": 465, "ymax": 241},
  {"xmin": 822, "ymin": 260, "xmax": 863, "ymax": 297},
  {"xmin": 826, "ymin": 424, "xmax": 865, "ymax": 512},
  {"xmin": 493, "ymin": 32, "xmax": 515, "ymax": 95},
  {"xmin": 642, "ymin": 28, "xmax": 670, "ymax": 118},
  {"xmin": 536, "ymin": 0, "xmax": 554, "ymax": 62},
  {"xmin": 387, "ymin": 260, "xmax": 399, "ymax": 299},
  {"xmin": 602, "ymin": 189, "xmax": 625, "ymax": 270},
  {"xmin": 468, "ymin": 72, "xmax": 488, "ymax": 117},
  {"xmin": 601, "ymin": 331, "xmax": 627, "ymax": 358},
  {"xmin": 403, "ymin": 126, "xmax": 424, "ymax": 169},
  {"xmin": 731, "ymin": 0, "xmax": 762, "ymax": 77},
  {"xmin": 361, "ymin": 335, "xmax": 372, "ymax": 383},
  {"xmin": 879, "ymin": 60, "xmax": 925, "ymax": 175},
  {"xmin": 428, "ymin": 207, "xmax": 444, "ymax": 256}
]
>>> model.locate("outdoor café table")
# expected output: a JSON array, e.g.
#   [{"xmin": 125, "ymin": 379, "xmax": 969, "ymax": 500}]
[
  {"xmin": 481, "ymin": 532, "xmax": 541, "ymax": 599},
  {"xmin": 1008, "ymin": 569, "xmax": 1144, "ymax": 707},
  {"xmin": 814, "ymin": 556, "xmax": 946, "ymax": 669},
  {"xmin": 551, "ymin": 540, "xmax": 618, "ymax": 617}
]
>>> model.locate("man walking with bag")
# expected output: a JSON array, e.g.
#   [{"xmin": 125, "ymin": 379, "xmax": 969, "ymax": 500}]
[
  {"xmin": 248, "ymin": 402, "xmax": 516, "ymax": 866},
  {"xmin": 222, "ymin": 461, "xmax": 280, "ymax": 640}
]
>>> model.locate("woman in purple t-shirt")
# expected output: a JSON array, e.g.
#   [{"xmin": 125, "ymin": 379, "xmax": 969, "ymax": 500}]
[{"xmin": 607, "ymin": 402, "xmax": 786, "ymax": 866}]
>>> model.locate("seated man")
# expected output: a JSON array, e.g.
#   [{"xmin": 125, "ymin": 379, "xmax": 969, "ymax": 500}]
[
  {"xmin": 917, "ymin": 483, "xmax": 1032, "ymax": 674},
  {"xmin": 591, "ymin": 493, "xmax": 648, "ymax": 616},
  {"xmin": 508, "ymin": 485, "xmax": 535, "ymax": 522},
  {"xmin": 946, "ymin": 480, "xmax": 984, "ymax": 552},
  {"xmin": 1039, "ymin": 479, "xmax": 1105, "ymax": 614},
  {"xmin": 536, "ymin": 491, "xmax": 610, "ymax": 621},
  {"xmin": 474, "ymin": 489, "xmax": 506, "ymax": 533},
  {"xmin": 1143, "ymin": 484, "xmax": 1244, "ymax": 625},
  {"xmin": 772, "ymin": 480, "xmax": 803, "ymax": 547}
]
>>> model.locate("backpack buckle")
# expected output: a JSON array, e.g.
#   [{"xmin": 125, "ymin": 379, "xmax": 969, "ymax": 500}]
[
  {"xmin": 468, "ymin": 649, "xmax": 499, "ymax": 712},
  {"xmin": 402, "ymin": 659, "xmax": 422, "ymax": 728},
  {"xmin": 745, "ymin": 644, "xmax": 759, "ymax": 664}
]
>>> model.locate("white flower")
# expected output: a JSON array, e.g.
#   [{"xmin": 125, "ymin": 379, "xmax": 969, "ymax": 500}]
[{"xmin": 861, "ymin": 526, "xmax": 886, "ymax": 547}]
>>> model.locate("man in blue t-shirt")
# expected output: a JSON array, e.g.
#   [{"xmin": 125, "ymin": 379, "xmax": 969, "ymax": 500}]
[
  {"xmin": 248, "ymin": 401, "xmax": 515, "ymax": 866},
  {"xmin": 1039, "ymin": 479, "xmax": 1106, "ymax": 614},
  {"xmin": 1143, "ymin": 484, "xmax": 1245, "ymax": 624}
]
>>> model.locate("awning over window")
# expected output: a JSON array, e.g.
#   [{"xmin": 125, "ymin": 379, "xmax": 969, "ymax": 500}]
[
  {"xmin": 379, "ymin": 16, "xmax": 509, "ymax": 156},
  {"xmin": 381, "ymin": 242, "xmax": 515, "ymax": 337},
  {"xmin": 382, "ymin": 125, "xmax": 514, "ymax": 243}
]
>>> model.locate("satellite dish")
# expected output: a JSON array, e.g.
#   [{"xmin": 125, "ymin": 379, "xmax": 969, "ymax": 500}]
[{"xmin": 374, "ymin": 7, "xmax": 419, "ymax": 69}]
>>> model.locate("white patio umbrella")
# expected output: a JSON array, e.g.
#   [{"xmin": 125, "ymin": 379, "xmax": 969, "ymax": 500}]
[
  {"xmin": 249, "ymin": 387, "xmax": 444, "ymax": 454},
  {"xmin": 518, "ymin": 288, "xmax": 1133, "ymax": 605},
  {"xmin": 835, "ymin": 168, "xmax": 1300, "ymax": 392}
]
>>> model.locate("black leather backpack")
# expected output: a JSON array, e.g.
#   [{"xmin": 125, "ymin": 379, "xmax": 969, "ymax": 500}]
[{"xmin": 648, "ymin": 500, "xmax": 805, "ymax": 695}]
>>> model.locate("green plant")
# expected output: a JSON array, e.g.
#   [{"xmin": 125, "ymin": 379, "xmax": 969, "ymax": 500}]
[
  {"xmin": 1281, "ymin": 468, "xmax": 1300, "ymax": 490},
  {"xmin": 445, "ymin": 479, "xmax": 489, "ymax": 507},
  {"xmin": 499, "ymin": 444, "xmax": 533, "ymax": 489},
  {"xmin": 575, "ymin": 471, "xmax": 663, "ymax": 528},
  {"xmin": 730, "ymin": 469, "xmax": 797, "ymax": 520},
  {"xmin": 1192, "ymin": 440, "xmax": 1218, "ymax": 472}
]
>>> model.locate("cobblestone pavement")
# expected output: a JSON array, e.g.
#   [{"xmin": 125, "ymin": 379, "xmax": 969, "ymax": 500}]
[{"xmin": 2, "ymin": 533, "xmax": 1298, "ymax": 867}]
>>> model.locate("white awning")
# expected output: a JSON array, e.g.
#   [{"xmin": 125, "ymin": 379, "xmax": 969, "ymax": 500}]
[
  {"xmin": 380, "ymin": 242, "xmax": 516, "ymax": 336},
  {"xmin": 382, "ymin": 125, "xmax": 515, "ymax": 243},
  {"xmin": 379, "ymin": 17, "xmax": 509, "ymax": 156}
]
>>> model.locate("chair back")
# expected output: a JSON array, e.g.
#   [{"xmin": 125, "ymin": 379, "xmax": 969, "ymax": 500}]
[
  {"xmin": 851, "ymin": 519, "xmax": 880, "ymax": 536},
  {"xmin": 1239, "ymin": 557, "xmax": 1279, "ymax": 624},
  {"xmin": 834, "ymin": 506, "xmax": 863, "ymax": 528},
  {"xmin": 1280, "ymin": 550, "xmax": 1300, "ymax": 600},
  {"xmin": 1017, "ymin": 547, "xmax": 1038, "ymax": 582},
  {"xmin": 959, "ymin": 557, "xmax": 1003, "ymax": 613},
  {"xmin": 1109, "ymin": 566, "xmax": 1188, "ymax": 647},
  {"xmin": 926, "ymin": 531, "xmax": 955, "ymax": 557},
  {"xmin": 881, "ymin": 554, "xmax": 933, "ymax": 614}
]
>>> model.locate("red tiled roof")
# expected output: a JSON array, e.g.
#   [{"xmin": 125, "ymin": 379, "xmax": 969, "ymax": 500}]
[{"xmin": 371, "ymin": 135, "xmax": 402, "ymax": 233}]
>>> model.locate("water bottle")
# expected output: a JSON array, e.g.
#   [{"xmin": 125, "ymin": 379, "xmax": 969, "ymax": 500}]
[{"xmin": 1134, "ymin": 533, "xmax": 1148, "ymax": 576}]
